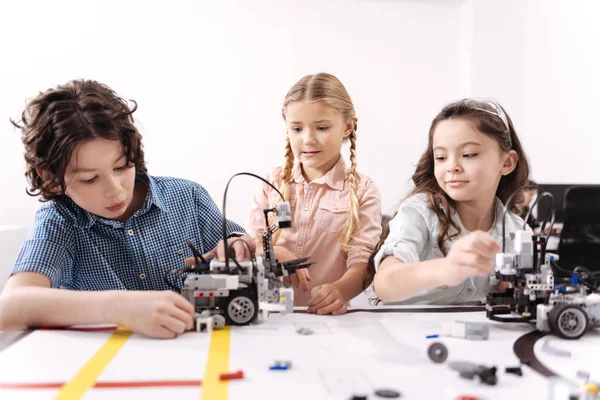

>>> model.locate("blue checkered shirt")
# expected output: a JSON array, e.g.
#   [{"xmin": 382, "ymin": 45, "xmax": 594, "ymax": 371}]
[{"xmin": 12, "ymin": 174, "xmax": 245, "ymax": 291}]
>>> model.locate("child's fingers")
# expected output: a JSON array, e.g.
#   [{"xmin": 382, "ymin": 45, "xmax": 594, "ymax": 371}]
[
  {"xmin": 309, "ymin": 290, "xmax": 337, "ymax": 312},
  {"xmin": 472, "ymin": 231, "xmax": 501, "ymax": 252},
  {"xmin": 305, "ymin": 269, "xmax": 312, "ymax": 281},
  {"xmin": 184, "ymin": 257, "xmax": 196, "ymax": 266},
  {"xmin": 297, "ymin": 270, "xmax": 309, "ymax": 292},
  {"xmin": 170, "ymin": 306, "xmax": 194, "ymax": 330},
  {"xmin": 290, "ymin": 273, "xmax": 300, "ymax": 288},
  {"xmin": 460, "ymin": 252, "xmax": 493, "ymax": 272},
  {"xmin": 468, "ymin": 250, "xmax": 495, "ymax": 269},
  {"xmin": 202, "ymin": 247, "xmax": 217, "ymax": 261},
  {"xmin": 159, "ymin": 315, "xmax": 187, "ymax": 335},
  {"xmin": 331, "ymin": 302, "xmax": 348, "ymax": 316},
  {"xmin": 283, "ymin": 276, "xmax": 292, "ymax": 288},
  {"xmin": 152, "ymin": 325, "xmax": 179, "ymax": 339},
  {"xmin": 231, "ymin": 240, "xmax": 246, "ymax": 262},
  {"xmin": 171, "ymin": 292, "xmax": 195, "ymax": 315},
  {"xmin": 316, "ymin": 298, "xmax": 345, "ymax": 315},
  {"xmin": 216, "ymin": 241, "xmax": 226, "ymax": 262},
  {"xmin": 306, "ymin": 285, "xmax": 325, "ymax": 307}
]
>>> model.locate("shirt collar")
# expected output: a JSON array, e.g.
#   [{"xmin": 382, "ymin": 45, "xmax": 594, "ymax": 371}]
[{"xmin": 290, "ymin": 156, "xmax": 347, "ymax": 191}]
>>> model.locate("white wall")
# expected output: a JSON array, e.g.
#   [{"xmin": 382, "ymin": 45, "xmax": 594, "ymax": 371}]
[
  {"xmin": 470, "ymin": 0, "xmax": 600, "ymax": 185},
  {"xmin": 1, "ymin": 0, "xmax": 598, "ymax": 237},
  {"xmin": 0, "ymin": 227, "xmax": 27, "ymax": 292},
  {"xmin": 0, "ymin": 0, "xmax": 465, "ymax": 231}
]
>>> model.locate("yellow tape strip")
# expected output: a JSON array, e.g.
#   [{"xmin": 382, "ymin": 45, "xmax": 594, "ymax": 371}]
[
  {"xmin": 201, "ymin": 326, "xmax": 231, "ymax": 400},
  {"xmin": 55, "ymin": 328, "xmax": 132, "ymax": 399}
]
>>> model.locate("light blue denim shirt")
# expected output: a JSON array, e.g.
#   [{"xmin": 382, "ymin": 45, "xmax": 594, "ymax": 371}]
[{"xmin": 374, "ymin": 193, "xmax": 530, "ymax": 305}]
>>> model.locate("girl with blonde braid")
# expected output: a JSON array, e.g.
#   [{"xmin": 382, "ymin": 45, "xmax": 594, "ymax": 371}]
[{"xmin": 247, "ymin": 73, "xmax": 382, "ymax": 314}]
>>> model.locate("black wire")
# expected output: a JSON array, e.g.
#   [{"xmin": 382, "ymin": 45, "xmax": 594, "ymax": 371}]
[
  {"xmin": 164, "ymin": 267, "xmax": 195, "ymax": 291},
  {"xmin": 501, "ymin": 184, "xmax": 555, "ymax": 253},
  {"xmin": 222, "ymin": 172, "xmax": 284, "ymax": 268},
  {"xmin": 164, "ymin": 271, "xmax": 180, "ymax": 291},
  {"xmin": 551, "ymin": 261, "xmax": 600, "ymax": 292},
  {"xmin": 229, "ymin": 238, "xmax": 255, "ymax": 262},
  {"xmin": 186, "ymin": 240, "xmax": 208, "ymax": 264},
  {"xmin": 573, "ymin": 266, "xmax": 599, "ymax": 291},
  {"xmin": 522, "ymin": 192, "xmax": 555, "ymax": 245},
  {"xmin": 550, "ymin": 260, "xmax": 572, "ymax": 275}
]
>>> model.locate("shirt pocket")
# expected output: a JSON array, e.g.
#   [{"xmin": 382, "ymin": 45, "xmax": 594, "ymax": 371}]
[{"xmin": 317, "ymin": 199, "xmax": 349, "ymax": 233}]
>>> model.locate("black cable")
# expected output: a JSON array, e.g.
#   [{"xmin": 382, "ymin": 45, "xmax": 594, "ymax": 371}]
[
  {"xmin": 229, "ymin": 238, "xmax": 255, "ymax": 262},
  {"xmin": 522, "ymin": 192, "xmax": 555, "ymax": 245},
  {"xmin": 551, "ymin": 261, "xmax": 600, "ymax": 292},
  {"xmin": 573, "ymin": 266, "xmax": 598, "ymax": 291},
  {"xmin": 164, "ymin": 269, "xmax": 180, "ymax": 291},
  {"xmin": 501, "ymin": 184, "xmax": 535, "ymax": 253},
  {"xmin": 550, "ymin": 260, "xmax": 572, "ymax": 275},
  {"xmin": 221, "ymin": 172, "xmax": 284, "ymax": 268},
  {"xmin": 186, "ymin": 240, "xmax": 208, "ymax": 264},
  {"xmin": 163, "ymin": 173, "xmax": 284, "ymax": 287},
  {"xmin": 501, "ymin": 184, "xmax": 555, "ymax": 253}
]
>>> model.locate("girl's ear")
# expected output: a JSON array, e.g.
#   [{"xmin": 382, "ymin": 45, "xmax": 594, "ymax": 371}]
[
  {"xmin": 344, "ymin": 116, "xmax": 357, "ymax": 138},
  {"xmin": 36, "ymin": 168, "xmax": 49, "ymax": 181},
  {"xmin": 501, "ymin": 150, "xmax": 519, "ymax": 176}
]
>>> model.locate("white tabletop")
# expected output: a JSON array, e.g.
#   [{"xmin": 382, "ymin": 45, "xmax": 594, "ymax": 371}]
[{"xmin": 0, "ymin": 306, "xmax": 596, "ymax": 400}]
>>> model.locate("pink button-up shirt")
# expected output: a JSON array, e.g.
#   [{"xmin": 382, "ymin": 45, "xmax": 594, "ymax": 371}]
[{"xmin": 247, "ymin": 156, "xmax": 382, "ymax": 305}]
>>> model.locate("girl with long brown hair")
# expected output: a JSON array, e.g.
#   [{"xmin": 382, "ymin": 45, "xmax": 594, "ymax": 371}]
[{"xmin": 368, "ymin": 99, "xmax": 530, "ymax": 304}]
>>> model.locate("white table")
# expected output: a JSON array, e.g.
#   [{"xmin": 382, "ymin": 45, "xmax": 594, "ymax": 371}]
[{"xmin": 0, "ymin": 306, "xmax": 597, "ymax": 400}]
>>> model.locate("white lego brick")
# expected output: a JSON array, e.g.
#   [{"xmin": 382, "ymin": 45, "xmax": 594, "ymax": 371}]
[
  {"xmin": 440, "ymin": 321, "xmax": 489, "ymax": 340},
  {"xmin": 441, "ymin": 321, "xmax": 466, "ymax": 338},
  {"xmin": 536, "ymin": 304, "xmax": 552, "ymax": 332},
  {"xmin": 259, "ymin": 302, "xmax": 284, "ymax": 312},
  {"xmin": 225, "ymin": 275, "xmax": 239, "ymax": 289},
  {"xmin": 515, "ymin": 230, "xmax": 533, "ymax": 252}
]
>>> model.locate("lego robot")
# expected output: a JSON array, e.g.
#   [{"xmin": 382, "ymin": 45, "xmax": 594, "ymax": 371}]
[
  {"xmin": 486, "ymin": 189, "xmax": 600, "ymax": 340},
  {"xmin": 165, "ymin": 173, "xmax": 313, "ymax": 331}
]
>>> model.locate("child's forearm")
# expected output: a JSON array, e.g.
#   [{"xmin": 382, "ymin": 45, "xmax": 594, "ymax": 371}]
[
  {"xmin": 0, "ymin": 287, "xmax": 121, "ymax": 331},
  {"xmin": 333, "ymin": 262, "xmax": 368, "ymax": 302},
  {"xmin": 273, "ymin": 245, "xmax": 296, "ymax": 261},
  {"xmin": 373, "ymin": 257, "xmax": 447, "ymax": 302}
]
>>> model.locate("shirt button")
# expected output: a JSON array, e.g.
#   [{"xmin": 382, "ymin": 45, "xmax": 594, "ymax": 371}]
[
  {"xmin": 298, "ymin": 241, "xmax": 303, "ymax": 246},
  {"xmin": 140, "ymin": 273, "xmax": 146, "ymax": 280},
  {"xmin": 303, "ymin": 207, "xmax": 309, "ymax": 212},
  {"xmin": 127, "ymin": 229, "xmax": 134, "ymax": 236},
  {"xmin": 467, "ymin": 288, "xmax": 473, "ymax": 293},
  {"xmin": 177, "ymin": 249, "xmax": 183, "ymax": 254},
  {"xmin": 307, "ymin": 185, "xmax": 313, "ymax": 190}
]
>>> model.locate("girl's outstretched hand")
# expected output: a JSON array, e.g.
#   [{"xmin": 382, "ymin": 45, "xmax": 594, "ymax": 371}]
[{"xmin": 441, "ymin": 230, "xmax": 501, "ymax": 286}]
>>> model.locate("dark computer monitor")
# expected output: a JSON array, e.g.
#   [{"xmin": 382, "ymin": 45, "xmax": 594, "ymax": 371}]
[
  {"xmin": 534, "ymin": 184, "xmax": 597, "ymax": 224},
  {"xmin": 535, "ymin": 184, "xmax": 568, "ymax": 223}
]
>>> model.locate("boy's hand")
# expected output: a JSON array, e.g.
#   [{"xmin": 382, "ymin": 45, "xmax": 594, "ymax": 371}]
[
  {"xmin": 184, "ymin": 235, "xmax": 255, "ymax": 266},
  {"xmin": 306, "ymin": 284, "xmax": 348, "ymax": 315},
  {"xmin": 441, "ymin": 230, "xmax": 501, "ymax": 287},
  {"xmin": 114, "ymin": 291, "xmax": 194, "ymax": 339}
]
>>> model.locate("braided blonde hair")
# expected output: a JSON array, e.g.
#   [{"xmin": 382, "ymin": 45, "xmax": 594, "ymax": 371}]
[{"xmin": 273, "ymin": 73, "xmax": 360, "ymax": 250}]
